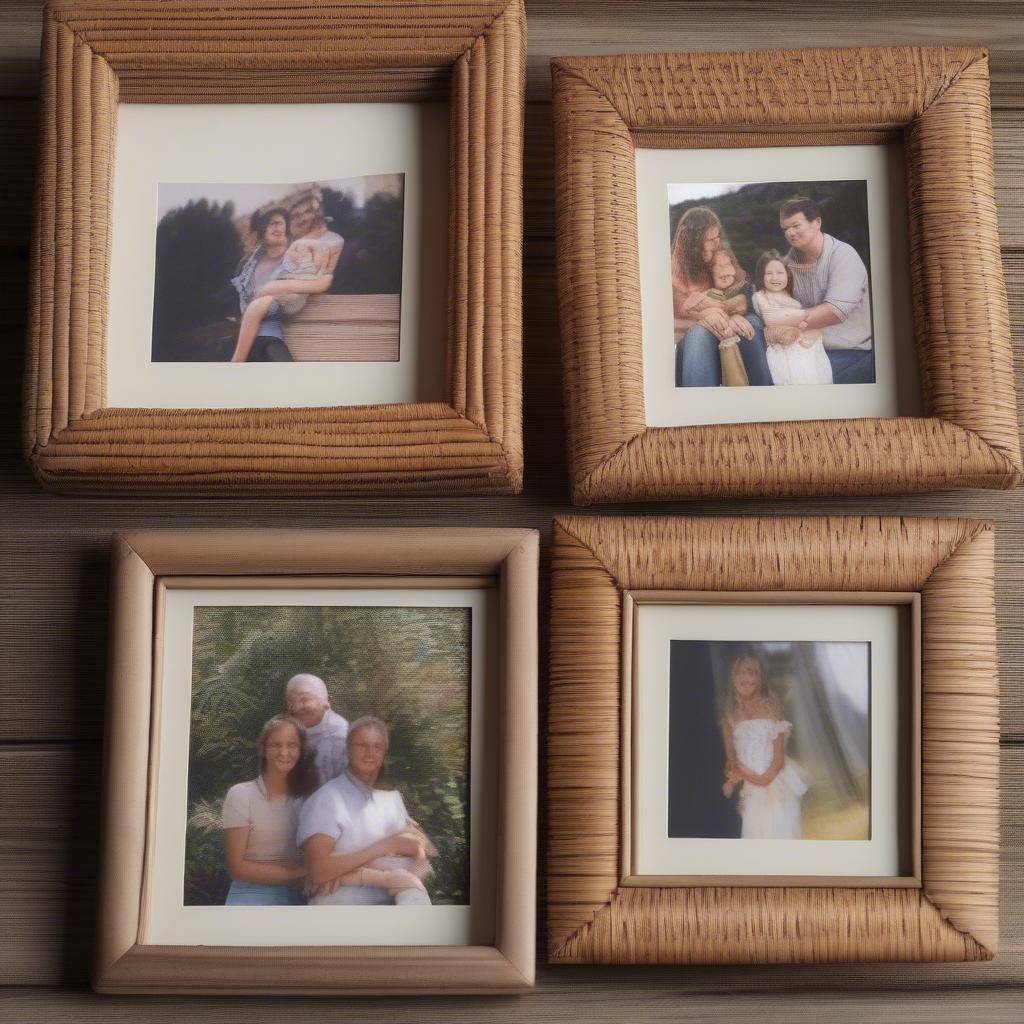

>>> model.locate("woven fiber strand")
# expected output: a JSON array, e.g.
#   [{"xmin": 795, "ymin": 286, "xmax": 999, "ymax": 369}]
[
  {"xmin": 24, "ymin": 0, "xmax": 525, "ymax": 495},
  {"xmin": 551, "ymin": 47, "xmax": 1022, "ymax": 503},
  {"xmin": 547, "ymin": 515, "xmax": 1000, "ymax": 964}
]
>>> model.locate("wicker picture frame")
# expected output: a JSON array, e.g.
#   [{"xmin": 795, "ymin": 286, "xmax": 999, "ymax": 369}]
[
  {"xmin": 95, "ymin": 527, "xmax": 538, "ymax": 994},
  {"xmin": 547, "ymin": 515, "xmax": 999, "ymax": 963},
  {"xmin": 24, "ymin": 0, "xmax": 525, "ymax": 494},
  {"xmin": 551, "ymin": 46, "xmax": 1021, "ymax": 503}
]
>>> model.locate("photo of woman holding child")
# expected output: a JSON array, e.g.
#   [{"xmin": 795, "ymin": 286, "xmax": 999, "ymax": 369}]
[{"xmin": 669, "ymin": 182, "xmax": 875, "ymax": 388}]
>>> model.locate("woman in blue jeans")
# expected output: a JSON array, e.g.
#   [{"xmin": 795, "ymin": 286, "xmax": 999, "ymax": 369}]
[{"xmin": 671, "ymin": 206, "xmax": 772, "ymax": 386}]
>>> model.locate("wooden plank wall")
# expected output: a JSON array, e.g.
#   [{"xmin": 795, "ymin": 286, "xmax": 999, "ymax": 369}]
[{"xmin": 1, "ymin": 1, "xmax": 1022, "ymax": 1019}]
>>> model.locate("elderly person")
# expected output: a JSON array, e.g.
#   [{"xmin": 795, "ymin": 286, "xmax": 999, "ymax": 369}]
[
  {"xmin": 298, "ymin": 716, "xmax": 435, "ymax": 906},
  {"xmin": 285, "ymin": 673, "xmax": 348, "ymax": 787},
  {"xmin": 672, "ymin": 205, "xmax": 771, "ymax": 387},
  {"xmin": 778, "ymin": 195, "xmax": 873, "ymax": 384}
]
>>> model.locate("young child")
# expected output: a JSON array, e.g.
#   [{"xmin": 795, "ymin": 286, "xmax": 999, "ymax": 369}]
[
  {"xmin": 230, "ymin": 214, "xmax": 344, "ymax": 363},
  {"xmin": 680, "ymin": 247, "xmax": 751, "ymax": 386},
  {"xmin": 750, "ymin": 249, "xmax": 833, "ymax": 386},
  {"xmin": 720, "ymin": 654, "xmax": 807, "ymax": 839}
]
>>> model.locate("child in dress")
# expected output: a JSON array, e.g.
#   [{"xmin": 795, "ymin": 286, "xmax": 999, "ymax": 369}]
[
  {"xmin": 720, "ymin": 654, "xmax": 807, "ymax": 839},
  {"xmin": 751, "ymin": 249, "xmax": 833, "ymax": 386},
  {"xmin": 230, "ymin": 214, "xmax": 344, "ymax": 363}
]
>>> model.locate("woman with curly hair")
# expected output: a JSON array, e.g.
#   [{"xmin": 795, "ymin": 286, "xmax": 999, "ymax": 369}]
[{"xmin": 670, "ymin": 206, "xmax": 771, "ymax": 388}]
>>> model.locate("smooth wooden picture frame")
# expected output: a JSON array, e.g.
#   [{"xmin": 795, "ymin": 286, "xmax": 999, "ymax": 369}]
[
  {"xmin": 547, "ymin": 516, "xmax": 999, "ymax": 964},
  {"xmin": 24, "ymin": 0, "xmax": 525, "ymax": 494},
  {"xmin": 551, "ymin": 46, "xmax": 1022, "ymax": 503},
  {"xmin": 95, "ymin": 527, "xmax": 538, "ymax": 994}
]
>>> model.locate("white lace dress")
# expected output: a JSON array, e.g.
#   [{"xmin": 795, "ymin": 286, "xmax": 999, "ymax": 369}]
[
  {"xmin": 752, "ymin": 290, "xmax": 833, "ymax": 386},
  {"xmin": 731, "ymin": 718, "xmax": 807, "ymax": 839}
]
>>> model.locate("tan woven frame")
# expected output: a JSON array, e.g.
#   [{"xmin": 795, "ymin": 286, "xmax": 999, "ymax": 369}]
[
  {"xmin": 547, "ymin": 516, "xmax": 1000, "ymax": 964},
  {"xmin": 24, "ymin": 0, "xmax": 525, "ymax": 494},
  {"xmin": 552, "ymin": 47, "xmax": 1021, "ymax": 503},
  {"xmin": 96, "ymin": 528, "xmax": 538, "ymax": 994}
]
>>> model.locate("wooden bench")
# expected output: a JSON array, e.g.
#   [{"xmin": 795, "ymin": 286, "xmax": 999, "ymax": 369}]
[{"xmin": 283, "ymin": 293, "xmax": 400, "ymax": 361}]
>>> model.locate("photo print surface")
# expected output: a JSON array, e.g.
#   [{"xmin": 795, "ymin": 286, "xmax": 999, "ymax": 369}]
[
  {"xmin": 669, "ymin": 181, "xmax": 875, "ymax": 389},
  {"xmin": 667, "ymin": 640, "xmax": 871, "ymax": 843},
  {"xmin": 153, "ymin": 174, "xmax": 404, "ymax": 364},
  {"xmin": 184, "ymin": 603, "xmax": 470, "ymax": 910}
]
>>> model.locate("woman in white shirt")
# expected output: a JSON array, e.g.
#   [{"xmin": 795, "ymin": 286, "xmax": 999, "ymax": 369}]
[{"xmin": 222, "ymin": 715, "xmax": 318, "ymax": 906}]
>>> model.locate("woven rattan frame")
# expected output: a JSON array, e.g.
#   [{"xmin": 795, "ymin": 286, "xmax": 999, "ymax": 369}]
[
  {"xmin": 548, "ymin": 515, "xmax": 999, "ymax": 964},
  {"xmin": 24, "ymin": 0, "xmax": 525, "ymax": 494},
  {"xmin": 552, "ymin": 46, "xmax": 1021, "ymax": 503}
]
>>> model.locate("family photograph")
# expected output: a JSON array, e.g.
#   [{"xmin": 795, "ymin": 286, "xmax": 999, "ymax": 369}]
[
  {"xmin": 184, "ymin": 604, "xmax": 470, "ymax": 908},
  {"xmin": 152, "ymin": 174, "xmax": 405, "ymax": 363},
  {"xmin": 669, "ymin": 180, "xmax": 875, "ymax": 388},
  {"xmin": 667, "ymin": 640, "xmax": 871, "ymax": 842}
]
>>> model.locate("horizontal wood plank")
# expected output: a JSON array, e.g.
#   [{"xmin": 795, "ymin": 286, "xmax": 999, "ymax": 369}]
[
  {"xmin": 0, "ymin": 743, "xmax": 1021, "ymax": 987},
  {"xmin": 1, "ymin": 983, "xmax": 1023, "ymax": 1022}
]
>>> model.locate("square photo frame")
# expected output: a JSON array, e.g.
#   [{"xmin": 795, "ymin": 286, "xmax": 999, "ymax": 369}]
[
  {"xmin": 24, "ymin": 0, "xmax": 525, "ymax": 494},
  {"xmin": 547, "ymin": 515, "xmax": 999, "ymax": 964},
  {"xmin": 95, "ymin": 527, "xmax": 537, "ymax": 994},
  {"xmin": 551, "ymin": 46, "xmax": 1021, "ymax": 502}
]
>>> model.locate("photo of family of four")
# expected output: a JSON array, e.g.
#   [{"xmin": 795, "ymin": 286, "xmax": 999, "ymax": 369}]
[
  {"xmin": 151, "ymin": 175, "xmax": 404, "ymax": 363},
  {"xmin": 670, "ymin": 183, "xmax": 875, "ymax": 388},
  {"xmin": 184, "ymin": 603, "xmax": 470, "ymax": 910},
  {"xmin": 222, "ymin": 674, "xmax": 437, "ymax": 907},
  {"xmin": 668, "ymin": 641, "xmax": 871, "ymax": 843}
]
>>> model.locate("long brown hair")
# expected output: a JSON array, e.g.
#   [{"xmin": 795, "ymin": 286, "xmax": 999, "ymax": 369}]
[
  {"xmin": 257, "ymin": 715, "xmax": 318, "ymax": 797},
  {"xmin": 753, "ymin": 249, "xmax": 793, "ymax": 295},
  {"xmin": 671, "ymin": 205, "xmax": 724, "ymax": 290}
]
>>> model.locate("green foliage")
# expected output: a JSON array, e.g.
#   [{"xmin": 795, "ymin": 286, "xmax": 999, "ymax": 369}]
[
  {"xmin": 151, "ymin": 199, "xmax": 243, "ymax": 360},
  {"xmin": 668, "ymin": 180, "xmax": 871, "ymax": 283},
  {"xmin": 185, "ymin": 605, "xmax": 471, "ymax": 906},
  {"xmin": 322, "ymin": 186, "xmax": 405, "ymax": 295}
]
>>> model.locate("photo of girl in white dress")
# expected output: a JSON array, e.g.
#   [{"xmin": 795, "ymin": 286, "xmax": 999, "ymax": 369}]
[
  {"xmin": 667, "ymin": 640, "xmax": 870, "ymax": 842},
  {"xmin": 719, "ymin": 655, "xmax": 808, "ymax": 839}
]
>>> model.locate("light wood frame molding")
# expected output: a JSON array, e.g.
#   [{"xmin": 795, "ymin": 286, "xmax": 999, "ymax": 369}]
[
  {"xmin": 547, "ymin": 515, "xmax": 999, "ymax": 964},
  {"xmin": 96, "ymin": 527, "xmax": 538, "ymax": 994},
  {"xmin": 551, "ymin": 46, "xmax": 1021, "ymax": 503},
  {"xmin": 25, "ymin": 0, "xmax": 526, "ymax": 495}
]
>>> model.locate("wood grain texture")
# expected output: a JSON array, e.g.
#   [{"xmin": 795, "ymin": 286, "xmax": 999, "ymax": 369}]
[
  {"xmin": 547, "ymin": 516, "xmax": 1000, "ymax": 963},
  {"xmin": 553, "ymin": 47, "xmax": 1022, "ymax": 503},
  {"xmin": 23, "ymin": 0, "xmax": 525, "ymax": 495},
  {"xmin": 1, "ymin": 0, "xmax": 1024, "ymax": 1013},
  {"xmin": 2, "ymin": 744, "xmax": 1022, "ymax": 988}
]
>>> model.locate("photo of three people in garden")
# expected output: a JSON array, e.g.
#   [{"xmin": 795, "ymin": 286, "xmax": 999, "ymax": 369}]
[{"xmin": 184, "ymin": 604, "xmax": 471, "ymax": 908}]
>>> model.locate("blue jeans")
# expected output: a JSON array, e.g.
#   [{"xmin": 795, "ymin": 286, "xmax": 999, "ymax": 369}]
[
  {"xmin": 225, "ymin": 880, "xmax": 304, "ymax": 906},
  {"xmin": 675, "ymin": 314, "xmax": 772, "ymax": 386},
  {"xmin": 826, "ymin": 348, "xmax": 874, "ymax": 384}
]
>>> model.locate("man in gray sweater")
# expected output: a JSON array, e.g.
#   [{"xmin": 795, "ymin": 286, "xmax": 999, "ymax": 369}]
[
  {"xmin": 285, "ymin": 672, "xmax": 348, "ymax": 786},
  {"xmin": 780, "ymin": 196, "xmax": 874, "ymax": 385}
]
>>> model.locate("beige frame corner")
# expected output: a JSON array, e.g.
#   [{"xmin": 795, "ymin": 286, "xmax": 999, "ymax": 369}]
[
  {"xmin": 547, "ymin": 516, "xmax": 999, "ymax": 964},
  {"xmin": 25, "ymin": 0, "xmax": 525, "ymax": 495},
  {"xmin": 95, "ymin": 528, "xmax": 538, "ymax": 994},
  {"xmin": 551, "ymin": 46, "xmax": 1021, "ymax": 504}
]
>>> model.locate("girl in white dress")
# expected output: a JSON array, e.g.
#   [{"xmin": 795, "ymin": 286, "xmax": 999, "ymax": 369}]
[
  {"xmin": 751, "ymin": 250, "xmax": 833, "ymax": 386},
  {"xmin": 720, "ymin": 654, "xmax": 807, "ymax": 839}
]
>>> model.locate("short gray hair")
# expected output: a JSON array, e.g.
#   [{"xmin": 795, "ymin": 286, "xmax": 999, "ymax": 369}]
[
  {"xmin": 285, "ymin": 673, "xmax": 328, "ymax": 699},
  {"xmin": 347, "ymin": 715, "xmax": 389, "ymax": 747}
]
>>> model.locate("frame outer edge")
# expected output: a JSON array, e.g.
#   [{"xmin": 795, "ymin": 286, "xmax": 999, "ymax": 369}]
[
  {"xmin": 496, "ymin": 528, "xmax": 539, "ymax": 985},
  {"xmin": 93, "ymin": 534, "xmax": 155, "ymax": 990},
  {"xmin": 546, "ymin": 515, "xmax": 999, "ymax": 963}
]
